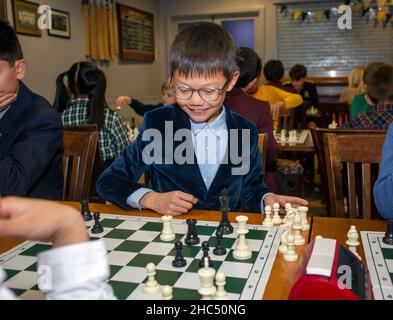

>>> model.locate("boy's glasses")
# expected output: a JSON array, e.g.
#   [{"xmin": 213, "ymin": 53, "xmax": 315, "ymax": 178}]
[{"xmin": 172, "ymin": 78, "xmax": 231, "ymax": 102}]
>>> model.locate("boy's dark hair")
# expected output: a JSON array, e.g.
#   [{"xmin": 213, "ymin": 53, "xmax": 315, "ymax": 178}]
[
  {"xmin": 365, "ymin": 63, "xmax": 393, "ymax": 105},
  {"xmin": 235, "ymin": 47, "xmax": 262, "ymax": 88},
  {"xmin": 53, "ymin": 62, "xmax": 108, "ymax": 130},
  {"xmin": 263, "ymin": 60, "xmax": 284, "ymax": 83},
  {"xmin": 364, "ymin": 62, "xmax": 384, "ymax": 84},
  {"xmin": 0, "ymin": 21, "xmax": 24, "ymax": 66},
  {"xmin": 170, "ymin": 22, "xmax": 238, "ymax": 80},
  {"xmin": 289, "ymin": 64, "xmax": 308, "ymax": 81}
]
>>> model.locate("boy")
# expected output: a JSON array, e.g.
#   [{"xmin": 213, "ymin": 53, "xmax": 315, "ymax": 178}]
[
  {"xmin": 224, "ymin": 47, "xmax": 280, "ymax": 193},
  {"xmin": 97, "ymin": 22, "xmax": 307, "ymax": 216},
  {"xmin": 343, "ymin": 63, "xmax": 393, "ymax": 130},
  {"xmin": 0, "ymin": 21, "xmax": 63, "ymax": 199},
  {"xmin": 287, "ymin": 64, "xmax": 319, "ymax": 109},
  {"xmin": 0, "ymin": 197, "xmax": 115, "ymax": 299},
  {"xmin": 249, "ymin": 60, "xmax": 303, "ymax": 121}
]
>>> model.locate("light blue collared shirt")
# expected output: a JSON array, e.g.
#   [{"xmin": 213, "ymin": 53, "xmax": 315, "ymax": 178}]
[
  {"xmin": 127, "ymin": 107, "xmax": 272, "ymax": 212},
  {"xmin": 0, "ymin": 105, "xmax": 11, "ymax": 121}
]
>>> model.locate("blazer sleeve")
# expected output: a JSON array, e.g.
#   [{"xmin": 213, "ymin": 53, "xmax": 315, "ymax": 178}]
[
  {"xmin": 374, "ymin": 124, "xmax": 393, "ymax": 219},
  {"xmin": 96, "ymin": 117, "xmax": 151, "ymax": 210},
  {"xmin": 0, "ymin": 111, "xmax": 63, "ymax": 197},
  {"xmin": 129, "ymin": 99, "xmax": 162, "ymax": 117},
  {"xmin": 309, "ymin": 84, "xmax": 320, "ymax": 108},
  {"xmin": 240, "ymin": 125, "xmax": 271, "ymax": 212}
]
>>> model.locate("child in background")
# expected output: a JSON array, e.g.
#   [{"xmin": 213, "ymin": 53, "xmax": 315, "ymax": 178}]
[
  {"xmin": 97, "ymin": 22, "xmax": 307, "ymax": 216},
  {"xmin": 115, "ymin": 79, "xmax": 176, "ymax": 116},
  {"xmin": 54, "ymin": 62, "xmax": 129, "ymax": 169},
  {"xmin": 339, "ymin": 66, "xmax": 366, "ymax": 106}
]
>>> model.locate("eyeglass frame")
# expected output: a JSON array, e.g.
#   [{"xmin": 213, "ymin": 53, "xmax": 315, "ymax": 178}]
[{"xmin": 170, "ymin": 76, "xmax": 233, "ymax": 102}]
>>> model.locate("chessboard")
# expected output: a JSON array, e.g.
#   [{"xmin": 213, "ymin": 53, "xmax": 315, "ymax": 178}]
[
  {"xmin": 0, "ymin": 214, "xmax": 282, "ymax": 300},
  {"xmin": 274, "ymin": 130, "xmax": 310, "ymax": 145},
  {"xmin": 361, "ymin": 231, "xmax": 393, "ymax": 300}
]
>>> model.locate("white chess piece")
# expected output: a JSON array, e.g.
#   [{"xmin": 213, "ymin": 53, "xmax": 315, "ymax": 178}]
[
  {"xmin": 346, "ymin": 226, "xmax": 361, "ymax": 260},
  {"xmin": 283, "ymin": 229, "xmax": 298, "ymax": 262},
  {"xmin": 293, "ymin": 210, "xmax": 306, "ymax": 246},
  {"xmin": 198, "ymin": 257, "xmax": 217, "ymax": 300},
  {"xmin": 161, "ymin": 286, "xmax": 173, "ymax": 300},
  {"xmin": 272, "ymin": 203, "xmax": 282, "ymax": 225},
  {"xmin": 298, "ymin": 206, "xmax": 310, "ymax": 231},
  {"xmin": 214, "ymin": 272, "xmax": 229, "ymax": 300},
  {"xmin": 144, "ymin": 263, "xmax": 160, "ymax": 294},
  {"xmin": 279, "ymin": 229, "xmax": 289, "ymax": 254},
  {"xmin": 233, "ymin": 216, "xmax": 252, "ymax": 260},
  {"xmin": 160, "ymin": 215, "xmax": 176, "ymax": 242},
  {"xmin": 263, "ymin": 206, "xmax": 274, "ymax": 227},
  {"xmin": 280, "ymin": 130, "xmax": 287, "ymax": 145}
]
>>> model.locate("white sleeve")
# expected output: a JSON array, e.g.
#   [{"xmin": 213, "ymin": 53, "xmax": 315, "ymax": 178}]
[
  {"xmin": 37, "ymin": 240, "xmax": 116, "ymax": 300},
  {"xmin": 0, "ymin": 268, "xmax": 17, "ymax": 300}
]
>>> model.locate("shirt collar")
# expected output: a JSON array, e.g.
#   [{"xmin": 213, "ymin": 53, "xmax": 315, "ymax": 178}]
[
  {"xmin": 374, "ymin": 104, "xmax": 393, "ymax": 112},
  {"xmin": 190, "ymin": 107, "xmax": 226, "ymax": 137},
  {"xmin": 0, "ymin": 105, "xmax": 12, "ymax": 120}
]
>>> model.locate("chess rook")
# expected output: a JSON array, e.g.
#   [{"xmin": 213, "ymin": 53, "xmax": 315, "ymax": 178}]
[
  {"xmin": 160, "ymin": 215, "xmax": 176, "ymax": 242},
  {"xmin": 185, "ymin": 219, "xmax": 200, "ymax": 246}
]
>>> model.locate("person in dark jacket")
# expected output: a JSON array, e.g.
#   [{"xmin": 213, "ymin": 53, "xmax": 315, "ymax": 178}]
[{"xmin": 0, "ymin": 21, "xmax": 63, "ymax": 199}]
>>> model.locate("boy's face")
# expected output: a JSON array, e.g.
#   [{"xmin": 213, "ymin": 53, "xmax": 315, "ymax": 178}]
[
  {"xmin": 0, "ymin": 59, "xmax": 26, "ymax": 111},
  {"xmin": 291, "ymin": 78, "xmax": 305, "ymax": 91},
  {"xmin": 161, "ymin": 89, "xmax": 176, "ymax": 106},
  {"xmin": 173, "ymin": 71, "xmax": 238, "ymax": 123}
]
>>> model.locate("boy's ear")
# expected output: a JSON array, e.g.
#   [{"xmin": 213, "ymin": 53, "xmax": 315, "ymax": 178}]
[
  {"xmin": 15, "ymin": 59, "xmax": 27, "ymax": 80},
  {"xmin": 227, "ymin": 71, "xmax": 240, "ymax": 92}
]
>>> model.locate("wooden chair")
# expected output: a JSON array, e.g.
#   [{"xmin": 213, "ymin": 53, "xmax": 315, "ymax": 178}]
[
  {"xmin": 258, "ymin": 133, "xmax": 268, "ymax": 177},
  {"xmin": 323, "ymin": 133, "xmax": 386, "ymax": 219},
  {"xmin": 63, "ymin": 127, "xmax": 99, "ymax": 201},
  {"xmin": 309, "ymin": 124, "xmax": 386, "ymax": 215}
]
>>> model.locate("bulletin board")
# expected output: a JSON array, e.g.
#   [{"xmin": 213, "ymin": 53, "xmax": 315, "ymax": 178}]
[{"xmin": 117, "ymin": 3, "xmax": 155, "ymax": 62}]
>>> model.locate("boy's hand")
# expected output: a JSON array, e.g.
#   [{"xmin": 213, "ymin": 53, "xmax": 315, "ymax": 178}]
[
  {"xmin": 270, "ymin": 101, "xmax": 284, "ymax": 120},
  {"xmin": 116, "ymin": 96, "xmax": 132, "ymax": 109},
  {"xmin": 0, "ymin": 197, "xmax": 89, "ymax": 248},
  {"xmin": 0, "ymin": 93, "xmax": 17, "ymax": 111},
  {"xmin": 140, "ymin": 191, "xmax": 198, "ymax": 216},
  {"xmin": 264, "ymin": 194, "xmax": 309, "ymax": 212}
]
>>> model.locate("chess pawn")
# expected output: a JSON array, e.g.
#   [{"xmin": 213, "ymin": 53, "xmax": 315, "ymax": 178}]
[
  {"xmin": 198, "ymin": 257, "xmax": 217, "ymax": 299},
  {"xmin": 263, "ymin": 206, "xmax": 274, "ymax": 227},
  {"xmin": 280, "ymin": 129, "xmax": 287, "ymax": 146},
  {"xmin": 233, "ymin": 216, "xmax": 252, "ymax": 260},
  {"xmin": 160, "ymin": 215, "xmax": 176, "ymax": 242},
  {"xmin": 144, "ymin": 263, "xmax": 160, "ymax": 294},
  {"xmin": 298, "ymin": 206, "xmax": 310, "ymax": 231},
  {"xmin": 272, "ymin": 203, "xmax": 282, "ymax": 225},
  {"xmin": 283, "ymin": 229, "xmax": 298, "ymax": 262},
  {"xmin": 346, "ymin": 226, "xmax": 361, "ymax": 260},
  {"xmin": 293, "ymin": 210, "xmax": 306, "ymax": 246},
  {"xmin": 161, "ymin": 286, "xmax": 173, "ymax": 300},
  {"xmin": 214, "ymin": 272, "xmax": 229, "ymax": 300}
]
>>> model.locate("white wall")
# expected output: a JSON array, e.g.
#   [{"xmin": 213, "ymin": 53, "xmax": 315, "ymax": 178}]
[{"xmin": 6, "ymin": 0, "xmax": 163, "ymax": 125}]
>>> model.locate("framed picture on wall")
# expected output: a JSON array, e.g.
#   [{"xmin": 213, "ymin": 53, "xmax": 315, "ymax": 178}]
[
  {"xmin": 117, "ymin": 3, "xmax": 155, "ymax": 62},
  {"xmin": 0, "ymin": 0, "xmax": 7, "ymax": 22},
  {"xmin": 12, "ymin": 0, "xmax": 42, "ymax": 37},
  {"xmin": 48, "ymin": 9, "xmax": 71, "ymax": 39}
]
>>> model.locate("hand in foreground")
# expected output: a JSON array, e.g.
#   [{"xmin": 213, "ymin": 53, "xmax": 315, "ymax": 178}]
[
  {"xmin": 115, "ymin": 96, "xmax": 132, "ymax": 109},
  {"xmin": 0, "ymin": 93, "xmax": 17, "ymax": 110},
  {"xmin": 264, "ymin": 194, "xmax": 309, "ymax": 211},
  {"xmin": 140, "ymin": 191, "xmax": 198, "ymax": 216},
  {"xmin": 0, "ymin": 197, "xmax": 89, "ymax": 248}
]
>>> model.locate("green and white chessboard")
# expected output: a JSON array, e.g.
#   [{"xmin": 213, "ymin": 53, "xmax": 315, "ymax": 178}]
[
  {"xmin": 361, "ymin": 231, "xmax": 393, "ymax": 300},
  {"xmin": 0, "ymin": 214, "xmax": 282, "ymax": 300}
]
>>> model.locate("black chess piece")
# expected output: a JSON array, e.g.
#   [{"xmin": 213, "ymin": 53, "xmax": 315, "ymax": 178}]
[
  {"xmin": 213, "ymin": 227, "xmax": 227, "ymax": 256},
  {"xmin": 185, "ymin": 219, "xmax": 200, "ymax": 245},
  {"xmin": 383, "ymin": 220, "xmax": 393, "ymax": 245},
  {"xmin": 91, "ymin": 212, "xmax": 104, "ymax": 234},
  {"xmin": 218, "ymin": 189, "xmax": 234, "ymax": 235},
  {"xmin": 199, "ymin": 241, "xmax": 213, "ymax": 268},
  {"xmin": 172, "ymin": 241, "xmax": 187, "ymax": 268},
  {"xmin": 81, "ymin": 199, "xmax": 92, "ymax": 222}
]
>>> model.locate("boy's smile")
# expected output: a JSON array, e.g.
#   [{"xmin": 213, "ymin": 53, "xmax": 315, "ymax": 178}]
[{"xmin": 173, "ymin": 71, "xmax": 238, "ymax": 124}]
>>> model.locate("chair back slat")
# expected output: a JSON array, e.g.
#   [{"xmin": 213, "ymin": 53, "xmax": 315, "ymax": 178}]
[
  {"xmin": 258, "ymin": 133, "xmax": 269, "ymax": 177},
  {"xmin": 346, "ymin": 162, "xmax": 357, "ymax": 218}
]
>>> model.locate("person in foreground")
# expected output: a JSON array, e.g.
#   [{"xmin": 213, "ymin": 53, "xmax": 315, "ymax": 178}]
[
  {"xmin": 0, "ymin": 197, "xmax": 115, "ymax": 300},
  {"xmin": 96, "ymin": 22, "xmax": 308, "ymax": 216}
]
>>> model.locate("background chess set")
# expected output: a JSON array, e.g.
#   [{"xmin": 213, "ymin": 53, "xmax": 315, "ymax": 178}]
[
  {"xmin": 361, "ymin": 231, "xmax": 393, "ymax": 300},
  {"xmin": 0, "ymin": 214, "xmax": 281, "ymax": 300},
  {"xmin": 273, "ymin": 129, "xmax": 310, "ymax": 145}
]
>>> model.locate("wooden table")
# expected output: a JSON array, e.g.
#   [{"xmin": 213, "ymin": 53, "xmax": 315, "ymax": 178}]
[
  {"xmin": 0, "ymin": 202, "xmax": 310, "ymax": 300},
  {"xmin": 311, "ymin": 217, "xmax": 386, "ymax": 262}
]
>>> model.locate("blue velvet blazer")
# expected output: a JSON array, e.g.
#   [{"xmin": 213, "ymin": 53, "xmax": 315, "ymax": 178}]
[{"xmin": 96, "ymin": 105, "xmax": 270, "ymax": 213}]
